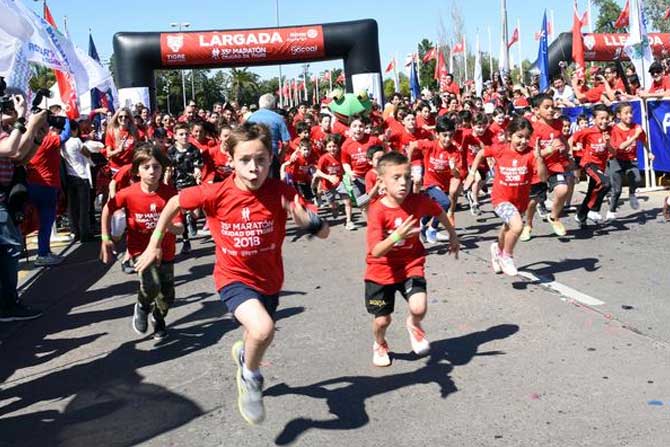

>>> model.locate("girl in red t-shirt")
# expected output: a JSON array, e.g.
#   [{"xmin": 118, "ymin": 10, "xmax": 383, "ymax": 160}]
[
  {"xmin": 100, "ymin": 143, "xmax": 183, "ymax": 340},
  {"xmin": 104, "ymin": 108, "xmax": 139, "ymax": 172},
  {"xmin": 134, "ymin": 122, "xmax": 329, "ymax": 425},
  {"xmin": 465, "ymin": 117, "xmax": 547, "ymax": 276}
]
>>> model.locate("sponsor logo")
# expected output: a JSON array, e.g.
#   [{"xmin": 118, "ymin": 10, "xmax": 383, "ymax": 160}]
[
  {"xmin": 150, "ymin": 203, "xmax": 157, "ymax": 213},
  {"xmin": 306, "ymin": 28, "xmax": 318, "ymax": 39},
  {"xmin": 583, "ymin": 35, "xmax": 596, "ymax": 51},
  {"xmin": 291, "ymin": 45, "xmax": 318, "ymax": 55},
  {"xmin": 167, "ymin": 34, "xmax": 184, "ymax": 53},
  {"xmin": 241, "ymin": 207, "xmax": 251, "ymax": 222}
]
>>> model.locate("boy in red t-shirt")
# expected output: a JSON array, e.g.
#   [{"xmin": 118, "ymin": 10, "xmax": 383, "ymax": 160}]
[
  {"xmin": 314, "ymin": 134, "xmax": 354, "ymax": 227},
  {"xmin": 365, "ymin": 152, "xmax": 459, "ymax": 367},
  {"xmin": 100, "ymin": 144, "xmax": 183, "ymax": 340},
  {"xmin": 573, "ymin": 105, "xmax": 615, "ymax": 226},
  {"xmin": 341, "ymin": 115, "xmax": 382, "ymax": 214},
  {"xmin": 465, "ymin": 117, "xmax": 547, "ymax": 276},
  {"xmin": 364, "ymin": 145, "xmax": 386, "ymax": 202},
  {"xmin": 281, "ymin": 138, "xmax": 319, "ymax": 201},
  {"xmin": 461, "ymin": 113, "xmax": 494, "ymax": 216},
  {"xmin": 134, "ymin": 122, "xmax": 329, "ymax": 425},
  {"xmin": 607, "ymin": 103, "xmax": 655, "ymax": 220}
]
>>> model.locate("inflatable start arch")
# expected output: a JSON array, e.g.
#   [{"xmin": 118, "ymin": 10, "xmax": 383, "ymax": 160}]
[{"xmin": 112, "ymin": 19, "xmax": 382, "ymax": 110}]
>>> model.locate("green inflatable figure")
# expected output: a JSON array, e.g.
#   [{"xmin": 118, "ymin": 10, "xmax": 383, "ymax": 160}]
[{"xmin": 327, "ymin": 88, "xmax": 372, "ymax": 126}]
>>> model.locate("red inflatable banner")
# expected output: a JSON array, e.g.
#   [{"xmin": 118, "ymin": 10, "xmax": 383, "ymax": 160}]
[
  {"xmin": 583, "ymin": 33, "xmax": 670, "ymax": 61},
  {"xmin": 160, "ymin": 26, "xmax": 326, "ymax": 66}
]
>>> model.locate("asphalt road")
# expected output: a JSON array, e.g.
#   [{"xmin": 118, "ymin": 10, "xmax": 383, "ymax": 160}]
[{"xmin": 1, "ymin": 187, "xmax": 669, "ymax": 447}]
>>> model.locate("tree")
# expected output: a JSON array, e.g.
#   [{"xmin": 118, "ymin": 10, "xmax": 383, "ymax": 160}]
[
  {"xmin": 227, "ymin": 67, "xmax": 260, "ymax": 105},
  {"xmin": 417, "ymin": 39, "xmax": 437, "ymax": 90},
  {"xmin": 592, "ymin": 0, "xmax": 623, "ymax": 33},
  {"xmin": 29, "ymin": 64, "xmax": 56, "ymax": 92},
  {"xmin": 645, "ymin": 0, "xmax": 670, "ymax": 33},
  {"xmin": 383, "ymin": 73, "xmax": 410, "ymax": 98}
]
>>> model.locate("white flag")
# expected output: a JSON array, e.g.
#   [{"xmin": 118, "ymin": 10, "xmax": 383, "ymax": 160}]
[
  {"xmin": 0, "ymin": 0, "xmax": 89, "ymax": 94},
  {"xmin": 624, "ymin": 0, "xmax": 653, "ymax": 90},
  {"xmin": 474, "ymin": 34, "xmax": 483, "ymax": 96}
]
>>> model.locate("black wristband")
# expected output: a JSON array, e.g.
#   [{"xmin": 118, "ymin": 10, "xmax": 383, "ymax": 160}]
[
  {"xmin": 305, "ymin": 209, "xmax": 325, "ymax": 236},
  {"xmin": 12, "ymin": 122, "xmax": 26, "ymax": 134},
  {"xmin": 33, "ymin": 138, "xmax": 43, "ymax": 146}
]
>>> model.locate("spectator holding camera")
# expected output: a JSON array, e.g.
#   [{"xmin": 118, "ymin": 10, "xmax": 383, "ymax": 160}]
[
  {"xmin": 26, "ymin": 105, "xmax": 71, "ymax": 267},
  {"xmin": 0, "ymin": 87, "xmax": 49, "ymax": 321}
]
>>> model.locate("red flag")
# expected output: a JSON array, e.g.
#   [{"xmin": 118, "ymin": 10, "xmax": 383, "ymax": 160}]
[
  {"xmin": 580, "ymin": 10, "xmax": 589, "ymax": 26},
  {"xmin": 534, "ymin": 21, "xmax": 553, "ymax": 40},
  {"xmin": 451, "ymin": 39, "xmax": 465, "ymax": 55},
  {"xmin": 614, "ymin": 0, "xmax": 630, "ymax": 29},
  {"xmin": 433, "ymin": 48, "xmax": 449, "ymax": 91},
  {"xmin": 664, "ymin": 7, "xmax": 670, "ymax": 20},
  {"xmin": 43, "ymin": 3, "xmax": 79, "ymax": 120},
  {"xmin": 282, "ymin": 82, "xmax": 289, "ymax": 97},
  {"xmin": 422, "ymin": 48, "xmax": 436, "ymax": 63},
  {"xmin": 385, "ymin": 59, "xmax": 395, "ymax": 73},
  {"xmin": 572, "ymin": 0, "xmax": 586, "ymax": 80},
  {"xmin": 507, "ymin": 27, "xmax": 519, "ymax": 49}
]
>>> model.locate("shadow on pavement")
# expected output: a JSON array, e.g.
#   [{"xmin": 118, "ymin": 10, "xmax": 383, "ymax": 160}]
[
  {"xmin": 265, "ymin": 324, "xmax": 519, "ymax": 445},
  {"xmin": 0, "ymin": 305, "xmax": 305, "ymax": 447}
]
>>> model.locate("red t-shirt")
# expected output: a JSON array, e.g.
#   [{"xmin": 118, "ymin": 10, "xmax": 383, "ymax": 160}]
[
  {"xmin": 178, "ymin": 176, "xmax": 300, "ymax": 295},
  {"xmin": 316, "ymin": 152, "xmax": 343, "ymax": 190},
  {"xmin": 648, "ymin": 75, "xmax": 670, "ymax": 93},
  {"xmin": 105, "ymin": 128, "xmax": 137, "ymax": 170},
  {"xmin": 443, "ymin": 81, "xmax": 460, "ymax": 96},
  {"xmin": 388, "ymin": 128, "xmax": 432, "ymax": 165},
  {"xmin": 26, "ymin": 133, "xmax": 61, "ymax": 187},
  {"xmin": 461, "ymin": 131, "xmax": 493, "ymax": 170},
  {"xmin": 365, "ymin": 169, "xmax": 378, "ymax": 193},
  {"xmin": 484, "ymin": 144, "xmax": 537, "ymax": 213},
  {"xmin": 341, "ymin": 135, "xmax": 381, "ymax": 177},
  {"xmin": 609, "ymin": 124, "xmax": 647, "ymax": 162},
  {"xmin": 573, "ymin": 127, "xmax": 610, "ymax": 170},
  {"xmin": 420, "ymin": 140, "xmax": 463, "ymax": 189},
  {"xmin": 190, "ymin": 136, "xmax": 215, "ymax": 182},
  {"xmin": 112, "ymin": 163, "xmax": 134, "ymax": 191},
  {"xmin": 488, "ymin": 121, "xmax": 508, "ymax": 145},
  {"xmin": 107, "ymin": 182, "xmax": 178, "ymax": 261},
  {"xmin": 310, "ymin": 126, "xmax": 330, "ymax": 152},
  {"xmin": 365, "ymin": 194, "xmax": 443, "ymax": 284},
  {"xmin": 531, "ymin": 119, "xmax": 569, "ymax": 175},
  {"xmin": 416, "ymin": 115, "xmax": 436, "ymax": 131},
  {"xmin": 210, "ymin": 146, "xmax": 233, "ymax": 182},
  {"xmin": 332, "ymin": 120, "xmax": 349, "ymax": 137},
  {"xmin": 287, "ymin": 151, "xmax": 318, "ymax": 183}
]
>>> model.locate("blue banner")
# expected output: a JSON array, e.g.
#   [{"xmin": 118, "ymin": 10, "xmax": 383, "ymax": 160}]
[{"xmin": 644, "ymin": 100, "xmax": 670, "ymax": 173}]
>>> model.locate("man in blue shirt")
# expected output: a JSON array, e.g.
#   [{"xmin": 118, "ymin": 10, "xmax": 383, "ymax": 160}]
[{"xmin": 246, "ymin": 94, "xmax": 290, "ymax": 178}]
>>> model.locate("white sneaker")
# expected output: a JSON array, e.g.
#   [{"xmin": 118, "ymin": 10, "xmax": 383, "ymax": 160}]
[
  {"xmin": 373, "ymin": 341, "xmax": 391, "ymax": 367},
  {"xmin": 605, "ymin": 211, "xmax": 617, "ymax": 221},
  {"xmin": 51, "ymin": 233, "xmax": 73, "ymax": 243},
  {"xmin": 436, "ymin": 232, "xmax": 450, "ymax": 242},
  {"xmin": 34, "ymin": 253, "xmax": 64, "ymax": 267},
  {"xmin": 425, "ymin": 227, "xmax": 437, "ymax": 244},
  {"xmin": 587, "ymin": 210, "xmax": 603, "ymax": 224},
  {"xmin": 499, "ymin": 255, "xmax": 518, "ymax": 276},
  {"xmin": 406, "ymin": 322, "xmax": 430, "ymax": 355},
  {"xmin": 490, "ymin": 242, "xmax": 502, "ymax": 274},
  {"xmin": 629, "ymin": 194, "xmax": 640, "ymax": 210},
  {"xmin": 344, "ymin": 220, "xmax": 356, "ymax": 231}
]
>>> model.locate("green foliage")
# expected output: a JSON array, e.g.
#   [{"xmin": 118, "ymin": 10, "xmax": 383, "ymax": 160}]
[
  {"xmin": 28, "ymin": 64, "xmax": 56, "ymax": 92},
  {"xmin": 592, "ymin": 0, "xmax": 623, "ymax": 33},
  {"xmin": 383, "ymin": 73, "xmax": 410, "ymax": 99},
  {"xmin": 645, "ymin": 0, "xmax": 670, "ymax": 32}
]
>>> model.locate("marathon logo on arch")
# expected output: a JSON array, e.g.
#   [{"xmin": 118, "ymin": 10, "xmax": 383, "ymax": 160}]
[{"xmin": 160, "ymin": 26, "xmax": 325, "ymax": 67}]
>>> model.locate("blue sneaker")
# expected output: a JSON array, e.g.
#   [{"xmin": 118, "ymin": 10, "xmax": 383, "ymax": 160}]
[{"xmin": 425, "ymin": 227, "xmax": 438, "ymax": 244}]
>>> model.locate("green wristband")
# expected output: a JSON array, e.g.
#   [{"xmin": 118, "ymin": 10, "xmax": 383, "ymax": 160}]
[
  {"xmin": 390, "ymin": 231, "xmax": 402, "ymax": 243},
  {"xmin": 101, "ymin": 234, "xmax": 111, "ymax": 242},
  {"xmin": 151, "ymin": 229, "xmax": 164, "ymax": 241}
]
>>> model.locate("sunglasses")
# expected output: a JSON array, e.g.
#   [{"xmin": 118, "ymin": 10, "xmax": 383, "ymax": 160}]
[{"xmin": 118, "ymin": 115, "xmax": 129, "ymax": 119}]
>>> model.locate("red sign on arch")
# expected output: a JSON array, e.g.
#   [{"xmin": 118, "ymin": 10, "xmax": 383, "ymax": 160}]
[{"xmin": 160, "ymin": 26, "xmax": 326, "ymax": 66}]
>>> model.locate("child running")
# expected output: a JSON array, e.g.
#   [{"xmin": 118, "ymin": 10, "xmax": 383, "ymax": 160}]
[
  {"xmin": 134, "ymin": 122, "xmax": 329, "ymax": 425},
  {"xmin": 607, "ymin": 102, "xmax": 655, "ymax": 220},
  {"xmin": 465, "ymin": 116, "xmax": 547, "ymax": 276},
  {"xmin": 314, "ymin": 133, "xmax": 355, "ymax": 228},
  {"xmin": 365, "ymin": 151, "xmax": 459, "ymax": 367},
  {"xmin": 100, "ymin": 143, "xmax": 182, "ymax": 339}
]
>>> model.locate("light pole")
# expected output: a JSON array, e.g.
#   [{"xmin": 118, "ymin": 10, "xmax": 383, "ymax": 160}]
[
  {"xmin": 302, "ymin": 63, "xmax": 309, "ymax": 101},
  {"xmin": 164, "ymin": 79, "xmax": 172, "ymax": 115},
  {"xmin": 170, "ymin": 21, "xmax": 191, "ymax": 110},
  {"xmin": 274, "ymin": 0, "xmax": 283, "ymax": 107}
]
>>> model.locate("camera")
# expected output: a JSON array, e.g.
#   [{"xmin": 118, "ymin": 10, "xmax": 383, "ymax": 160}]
[{"xmin": 32, "ymin": 88, "xmax": 66, "ymax": 129}]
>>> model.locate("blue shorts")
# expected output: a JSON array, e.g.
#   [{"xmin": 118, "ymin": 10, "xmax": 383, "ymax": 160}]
[{"xmin": 219, "ymin": 282, "xmax": 279, "ymax": 319}]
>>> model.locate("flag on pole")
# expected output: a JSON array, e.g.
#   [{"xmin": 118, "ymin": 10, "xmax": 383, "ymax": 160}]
[
  {"xmin": 507, "ymin": 27, "xmax": 519, "ymax": 48},
  {"xmin": 88, "ymin": 32, "xmax": 115, "ymax": 114},
  {"xmin": 500, "ymin": 0, "xmax": 510, "ymax": 74},
  {"xmin": 422, "ymin": 47, "xmax": 436, "ymax": 63},
  {"xmin": 572, "ymin": 0, "xmax": 586, "ymax": 80},
  {"xmin": 534, "ymin": 22, "xmax": 553, "ymax": 40},
  {"xmin": 664, "ymin": 7, "xmax": 670, "ymax": 19},
  {"xmin": 537, "ymin": 10, "xmax": 550, "ymax": 92},
  {"xmin": 452, "ymin": 39, "xmax": 465, "ymax": 55},
  {"xmin": 624, "ymin": 0, "xmax": 653, "ymax": 90},
  {"xmin": 44, "ymin": 2, "xmax": 79, "ymax": 119},
  {"xmin": 434, "ymin": 47, "xmax": 449, "ymax": 91},
  {"xmin": 474, "ymin": 33, "xmax": 483, "ymax": 96},
  {"xmin": 409, "ymin": 56, "xmax": 420, "ymax": 102},
  {"xmin": 614, "ymin": 0, "xmax": 630, "ymax": 29},
  {"xmin": 384, "ymin": 59, "xmax": 395, "ymax": 73}
]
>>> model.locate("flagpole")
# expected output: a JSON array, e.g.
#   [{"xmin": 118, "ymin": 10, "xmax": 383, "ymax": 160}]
[
  {"xmin": 394, "ymin": 54, "xmax": 400, "ymax": 92},
  {"xmin": 488, "ymin": 26, "xmax": 494, "ymax": 80},
  {"xmin": 463, "ymin": 35, "xmax": 469, "ymax": 82},
  {"xmin": 274, "ymin": 0, "xmax": 283, "ymax": 108},
  {"xmin": 550, "ymin": 10, "xmax": 555, "ymax": 42},
  {"xmin": 501, "ymin": 0, "xmax": 510, "ymax": 75},
  {"xmin": 517, "ymin": 18, "xmax": 523, "ymax": 83}
]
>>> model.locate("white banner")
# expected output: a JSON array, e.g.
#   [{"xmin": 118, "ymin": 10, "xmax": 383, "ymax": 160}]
[
  {"xmin": 118, "ymin": 87, "xmax": 150, "ymax": 112},
  {"xmin": 351, "ymin": 73, "xmax": 383, "ymax": 106}
]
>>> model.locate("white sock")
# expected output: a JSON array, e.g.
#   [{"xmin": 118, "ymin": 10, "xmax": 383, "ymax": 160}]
[{"xmin": 242, "ymin": 363, "xmax": 262, "ymax": 381}]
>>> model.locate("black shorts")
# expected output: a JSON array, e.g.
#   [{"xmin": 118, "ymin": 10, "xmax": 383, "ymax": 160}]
[
  {"xmin": 529, "ymin": 182, "xmax": 548, "ymax": 200},
  {"xmin": 364, "ymin": 276, "xmax": 427, "ymax": 317},
  {"xmin": 295, "ymin": 182, "xmax": 314, "ymax": 201},
  {"xmin": 547, "ymin": 173, "xmax": 569, "ymax": 192}
]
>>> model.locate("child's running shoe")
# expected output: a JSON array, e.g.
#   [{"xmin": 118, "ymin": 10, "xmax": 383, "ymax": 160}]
[
  {"xmin": 150, "ymin": 310, "xmax": 168, "ymax": 340},
  {"xmin": 574, "ymin": 214, "xmax": 587, "ymax": 228},
  {"xmin": 520, "ymin": 225, "xmax": 532, "ymax": 242},
  {"xmin": 499, "ymin": 254, "xmax": 518, "ymax": 276},
  {"xmin": 490, "ymin": 242, "xmax": 502, "ymax": 274},
  {"xmin": 232, "ymin": 340, "xmax": 265, "ymax": 424},
  {"xmin": 547, "ymin": 216, "xmax": 567, "ymax": 236},
  {"xmin": 132, "ymin": 303, "xmax": 149, "ymax": 334},
  {"xmin": 425, "ymin": 227, "xmax": 438, "ymax": 244},
  {"xmin": 605, "ymin": 211, "xmax": 617, "ymax": 222},
  {"xmin": 465, "ymin": 190, "xmax": 476, "ymax": 211},
  {"xmin": 629, "ymin": 193, "xmax": 640, "ymax": 210},
  {"xmin": 406, "ymin": 321, "xmax": 430, "ymax": 356},
  {"xmin": 344, "ymin": 220, "xmax": 356, "ymax": 231},
  {"xmin": 537, "ymin": 202, "xmax": 549, "ymax": 219},
  {"xmin": 587, "ymin": 211, "xmax": 604, "ymax": 224},
  {"xmin": 373, "ymin": 341, "xmax": 391, "ymax": 367},
  {"xmin": 471, "ymin": 203, "xmax": 482, "ymax": 216}
]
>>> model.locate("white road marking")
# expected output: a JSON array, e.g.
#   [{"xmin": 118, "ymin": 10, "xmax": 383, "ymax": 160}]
[{"xmin": 517, "ymin": 270, "xmax": 606, "ymax": 306}]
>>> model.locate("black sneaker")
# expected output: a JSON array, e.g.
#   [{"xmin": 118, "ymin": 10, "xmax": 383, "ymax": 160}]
[
  {"xmin": 121, "ymin": 259, "xmax": 135, "ymax": 274},
  {"xmin": 186, "ymin": 214, "xmax": 198, "ymax": 239},
  {"xmin": 537, "ymin": 202, "xmax": 549, "ymax": 219},
  {"xmin": 132, "ymin": 303, "xmax": 150, "ymax": 334},
  {"xmin": 181, "ymin": 240, "xmax": 191, "ymax": 255},
  {"xmin": 0, "ymin": 302, "xmax": 43, "ymax": 322},
  {"xmin": 150, "ymin": 310, "xmax": 168, "ymax": 340}
]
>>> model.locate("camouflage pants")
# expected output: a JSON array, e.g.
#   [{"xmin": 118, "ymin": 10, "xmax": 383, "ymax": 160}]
[{"xmin": 137, "ymin": 261, "xmax": 175, "ymax": 318}]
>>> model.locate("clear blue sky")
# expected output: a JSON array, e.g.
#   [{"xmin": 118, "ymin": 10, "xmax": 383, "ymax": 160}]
[{"xmin": 28, "ymin": 0, "xmax": 616, "ymax": 79}]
